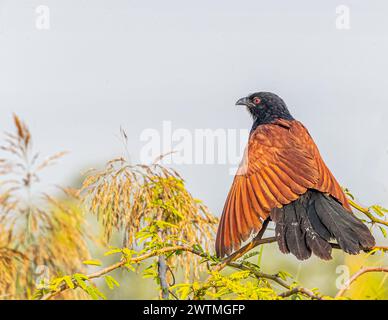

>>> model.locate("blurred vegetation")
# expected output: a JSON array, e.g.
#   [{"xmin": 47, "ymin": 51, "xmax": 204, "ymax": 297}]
[
  {"xmin": 0, "ymin": 115, "xmax": 387, "ymax": 300},
  {"xmin": 0, "ymin": 115, "xmax": 90, "ymax": 299}
]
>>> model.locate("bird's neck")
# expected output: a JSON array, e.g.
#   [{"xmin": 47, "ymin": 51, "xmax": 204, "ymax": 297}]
[{"xmin": 250, "ymin": 112, "xmax": 294, "ymax": 133}]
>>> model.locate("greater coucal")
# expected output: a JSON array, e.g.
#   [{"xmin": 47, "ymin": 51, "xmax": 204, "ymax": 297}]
[{"xmin": 216, "ymin": 92, "xmax": 375, "ymax": 260}]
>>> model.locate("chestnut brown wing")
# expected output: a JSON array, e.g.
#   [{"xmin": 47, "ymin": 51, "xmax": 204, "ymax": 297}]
[{"xmin": 215, "ymin": 119, "xmax": 350, "ymax": 257}]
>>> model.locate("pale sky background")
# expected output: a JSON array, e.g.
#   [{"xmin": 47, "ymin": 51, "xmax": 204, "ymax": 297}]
[{"xmin": 1, "ymin": 0, "xmax": 388, "ymax": 217}]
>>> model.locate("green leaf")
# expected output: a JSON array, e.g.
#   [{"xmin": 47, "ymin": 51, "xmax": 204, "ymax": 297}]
[
  {"xmin": 371, "ymin": 205, "xmax": 387, "ymax": 217},
  {"xmin": 104, "ymin": 248, "xmax": 123, "ymax": 256},
  {"xmin": 122, "ymin": 248, "xmax": 135, "ymax": 259},
  {"xmin": 277, "ymin": 271, "xmax": 292, "ymax": 281},
  {"xmin": 84, "ymin": 285, "xmax": 107, "ymax": 300},
  {"xmin": 50, "ymin": 277, "xmax": 64, "ymax": 291},
  {"xmin": 155, "ymin": 220, "xmax": 178, "ymax": 229},
  {"xmin": 83, "ymin": 259, "xmax": 102, "ymax": 266},
  {"xmin": 94, "ymin": 287, "xmax": 107, "ymax": 300},
  {"xmin": 125, "ymin": 262, "xmax": 136, "ymax": 272},
  {"xmin": 171, "ymin": 284, "xmax": 191, "ymax": 300},
  {"xmin": 257, "ymin": 245, "xmax": 264, "ymax": 267},
  {"xmin": 180, "ymin": 286, "xmax": 191, "ymax": 300},
  {"xmin": 63, "ymin": 276, "xmax": 75, "ymax": 289},
  {"xmin": 192, "ymin": 244, "xmax": 204, "ymax": 253},
  {"xmin": 343, "ymin": 188, "xmax": 355, "ymax": 200},
  {"xmin": 104, "ymin": 275, "xmax": 120, "ymax": 290},
  {"xmin": 143, "ymin": 264, "xmax": 157, "ymax": 279},
  {"xmin": 73, "ymin": 274, "xmax": 89, "ymax": 290},
  {"xmin": 242, "ymin": 250, "xmax": 259, "ymax": 261},
  {"xmin": 378, "ymin": 225, "xmax": 387, "ymax": 238}
]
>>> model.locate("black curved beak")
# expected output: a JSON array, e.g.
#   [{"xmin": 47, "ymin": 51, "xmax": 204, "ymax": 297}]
[{"xmin": 235, "ymin": 97, "xmax": 253, "ymax": 107}]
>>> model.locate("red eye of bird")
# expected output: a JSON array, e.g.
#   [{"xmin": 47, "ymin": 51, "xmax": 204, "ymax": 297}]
[{"xmin": 253, "ymin": 97, "xmax": 261, "ymax": 104}]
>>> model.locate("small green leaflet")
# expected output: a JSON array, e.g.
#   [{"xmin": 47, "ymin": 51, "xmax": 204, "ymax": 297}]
[
  {"xmin": 83, "ymin": 259, "xmax": 102, "ymax": 266},
  {"xmin": 104, "ymin": 275, "xmax": 120, "ymax": 290}
]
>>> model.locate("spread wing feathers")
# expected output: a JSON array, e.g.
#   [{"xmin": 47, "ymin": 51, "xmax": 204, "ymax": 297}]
[
  {"xmin": 271, "ymin": 192, "xmax": 333, "ymax": 260},
  {"xmin": 313, "ymin": 193, "xmax": 375, "ymax": 253},
  {"xmin": 271, "ymin": 190, "xmax": 374, "ymax": 260},
  {"xmin": 215, "ymin": 119, "xmax": 351, "ymax": 257}
]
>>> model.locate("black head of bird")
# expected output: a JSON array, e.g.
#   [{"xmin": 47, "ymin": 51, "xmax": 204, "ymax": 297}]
[{"xmin": 236, "ymin": 92, "xmax": 294, "ymax": 127}]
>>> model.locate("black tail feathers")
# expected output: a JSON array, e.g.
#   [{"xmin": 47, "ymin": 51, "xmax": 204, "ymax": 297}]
[{"xmin": 270, "ymin": 190, "xmax": 375, "ymax": 261}]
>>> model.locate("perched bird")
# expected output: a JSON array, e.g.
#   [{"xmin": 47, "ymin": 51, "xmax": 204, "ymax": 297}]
[{"xmin": 215, "ymin": 92, "xmax": 375, "ymax": 260}]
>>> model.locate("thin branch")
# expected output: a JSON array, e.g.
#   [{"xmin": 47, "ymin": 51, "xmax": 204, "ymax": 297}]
[
  {"xmin": 40, "ymin": 218, "xmax": 388, "ymax": 301},
  {"xmin": 41, "ymin": 236, "xmax": 276, "ymax": 300},
  {"xmin": 330, "ymin": 243, "xmax": 388, "ymax": 253},
  {"xmin": 227, "ymin": 262, "xmax": 289, "ymax": 289},
  {"xmin": 158, "ymin": 255, "xmax": 169, "ymax": 299},
  {"xmin": 227, "ymin": 261, "xmax": 322, "ymax": 300},
  {"xmin": 157, "ymin": 212, "xmax": 170, "ymax": 300},
  {"xmin": 167, "ymin": 265, "xmax": 176, "ymax": 286},
  {"xmin": 371, "ymin": 246, "xmax": 388, "ymax": 252},
  {"xmin": 279, "ymin": 287, "xmax": 321, "ymax": 300},
  {"xmin": 41, "ymin": 238, "xmax": 388, "ymax": 300},
  {"xmin": 349, "ymin": 199, "xmax": 388, "ymax": 227},
  {"xmin": 41, "ymin": 245, "xmax": 207, "ymax": 300},
  {"xmin": 335, "ymin": 266, "xmax": 388, "ymax": 298},
  {"xmin": 213, "ymin": 237, "xmax": 276, "ymax": 272},
  {"xmin": 212, "ymin": 220, "xmax": 273, "ymax": 273}
]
